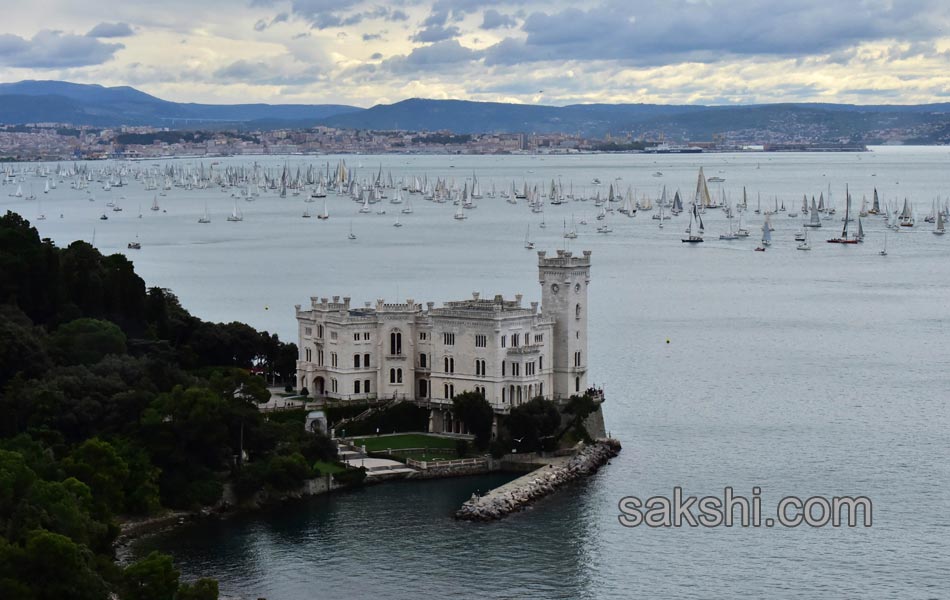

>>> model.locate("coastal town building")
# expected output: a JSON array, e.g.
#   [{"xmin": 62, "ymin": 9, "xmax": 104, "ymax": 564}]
[{"xmin": 295, "ymin": 250, "xmax": 591, "ymax": 431}]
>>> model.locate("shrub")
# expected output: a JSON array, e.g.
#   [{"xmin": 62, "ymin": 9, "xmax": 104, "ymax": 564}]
[
  {"xmin": 455, "ymin": 439, "xmax": 470, "ymax": 458},
  {"xmin": 332, "ymin": 467, "xmax": 366, "ymax": 487}
]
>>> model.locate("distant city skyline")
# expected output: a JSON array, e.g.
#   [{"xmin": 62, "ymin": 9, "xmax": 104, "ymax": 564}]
[{"xmin": 2, "ymin": 1, "xmax": 950, "ymax": 107}]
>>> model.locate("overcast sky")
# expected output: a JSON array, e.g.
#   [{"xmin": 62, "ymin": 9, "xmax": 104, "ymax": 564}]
[{"xmin": 2, "ymin": 0, "xmax": 950, "ymax": 107}]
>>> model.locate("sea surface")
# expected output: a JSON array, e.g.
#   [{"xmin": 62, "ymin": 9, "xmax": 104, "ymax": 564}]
[{"xmin": 7, "ymin": 147, "xmax": 950, "ymax": 599}]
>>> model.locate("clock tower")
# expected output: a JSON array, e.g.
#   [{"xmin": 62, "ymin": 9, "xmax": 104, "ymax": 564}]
[{"xmin": 538, "ymin": 249, "xmax": 591, "ymax": 401}]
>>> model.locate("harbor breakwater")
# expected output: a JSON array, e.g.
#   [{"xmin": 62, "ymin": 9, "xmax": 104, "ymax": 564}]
[{"xmin": 455, "ymin": 439, "xmax": 622, "ymax": 521}]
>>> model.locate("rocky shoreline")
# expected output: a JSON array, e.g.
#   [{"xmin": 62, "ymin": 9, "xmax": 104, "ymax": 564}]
[{"xmin": 455, "ymin": 439, "xmax": 622, "ymax": 521}]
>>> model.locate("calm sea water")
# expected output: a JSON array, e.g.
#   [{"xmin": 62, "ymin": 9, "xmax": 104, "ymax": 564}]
[{"xmin": 9, "ymin": 147, "xmax": 950, "ymax": 598}]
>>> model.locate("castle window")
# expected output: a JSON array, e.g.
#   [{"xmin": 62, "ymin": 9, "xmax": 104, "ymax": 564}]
[
  {"xmin": 390, "ymin": 330, "xmax": 402, "ymax": 355},
  {"xmin": 365, "ymin": 379, "xmax": 371, "ymax": 393},
  {"xmin": 443, "ymin": 332, "xmax": 455, "ymax": 345},
  {"xmin": 305, "ymin": 327, "xmax": 312, "ymax": 336},
  {"xmin": 397, "ymin": 368, "xmax": 403, "ymax": 383},
  {"xmin": 534, "ymin": 334, "xmax": 543, "ymax": 344},
  {"xmin": 502, "ymin": 388, "xmax": 507, "ymax": 403},
  {"xmin": 390, "ymin": 368, "xmax": 396, "ymax": 383},
  {"xmin": 576, "ymin": 303, "xmax": 582, "ymax": 319},
  {"xmin": 363, "ymin": 332, "xmax": 370, "ymax": 340},
  {"xmin": 501, "ymin": 335, "xmax": 506, "ymax": 348},
  {"xmin": 539, "ymin": 382, "xmax": 543, "ymax": 397},
  {"xmin": 331, "ymin": 378, "xmax": 338, "ymax": 393},
  {"xmin": 331, "ymin": 353, "xmax": 338, "ymax": 368},
  {"xmin": 318, "ymin": 350, "xmax": 324, "ymax": 366},
  {"xmin": 511, "ymin": 333, "xmax": 519, "ymax": 348},
  {"xmin": 420, "ymin": 332, "xmax": 427, "ymax": 341},
  {"xmin": 364, "ymin": 353, "xmax": 370, "ymax": 367},
  {"xmin": 305, "ymin": 348, "xmax": 312, "ymax": 362},
  {"xmin": 330, "ymin": 331, "xmax": 338, "ymax": 341},
  {"xmin": 420, "ymin": 353, "xmax": 427, "ymax": 368},
  {"xmin": 539, "ymin": 355, "xmax": 543, "ymax": 370},
  {"xmin": 353, "ymin": 354, "xmax": 361, "ymax": 368},
  {"xmin": 574, "ymin": 351, "xmax": 582, "ymax": 367},
  {"xmin": 443, "ymin": 357, "xmax": 455, "ymax": 374},
  {"xmin": 354, "ymin": 333, "xmax": 360, "ymax": 342},
  {"xmin": 575, "ymin": 377, "xmax": 580, "ymax": 392},
  {"xmin": 317, "ymin": 325, "xmax": 324, "ymax": 338},
  {"xmin": 502, "ymin": 361, "xmax": 506, "ymax": 377},
  {"xmin": 354, "ymin": 380, "xmax": 361, "ymax": 394},
  {"xmin": 475, "ymin": 334, "xmax": 487, "ymax": 348}
]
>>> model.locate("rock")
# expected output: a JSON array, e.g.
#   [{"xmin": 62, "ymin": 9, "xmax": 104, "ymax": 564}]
[{"xmin": 455, "ymin": 439, "xmax": 621, "ymax": 521}]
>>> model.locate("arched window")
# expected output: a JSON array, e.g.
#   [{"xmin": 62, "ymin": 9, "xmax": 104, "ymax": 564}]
[
  {"xmin": 444, "ymin": 356, "xmax": 450, "ymax": 372},
  {"xmin": 364, "ymin": 353, "xmax": 370, "ymax": 367},
  {"xmin": 444, "ymin": 383, "xmax": 449, "ymax": 399},
  {"xmin": 575, "ymin": 376, "xmax": 580, "ymax": 392},
  {"xmin": 502, "ymin": 388, "xmax": 506, "ymax": 403},
  {"xmin": 354, "ymin": 354, "xmax": 361, "ymax": 368},
  {"xmin": 354, "ymin": 380, "xmax": 361, "ymax": 394},
  {"xmin": 390, "ymin": 368, "xmax": 396, "ymax": 383},
  {"xmin": 420, "ymin": 353, "xmax": 427, "ymax": 368},
  {"xmin": 576, "ymin": 303, "xmax": 582, "ymax": 318},
  {"xmin": 390, "ymin": 330, "xmax": 402, "ymax": 355},
  {"xmin": 396, "ymin": 368, "xmax": 403, "ymax": 384},
  {"xmin": 539, "ymin": 355, "xmax": 543, "ymax": 370}
]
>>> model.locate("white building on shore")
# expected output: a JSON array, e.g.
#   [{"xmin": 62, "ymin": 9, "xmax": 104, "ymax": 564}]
[{"xmin": 295, "ymin": 250, "xmax": 591, "ymax": 422}]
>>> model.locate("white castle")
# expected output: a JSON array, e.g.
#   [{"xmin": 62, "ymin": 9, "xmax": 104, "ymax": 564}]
[{"xmin": 295, "ymin": 250, "xmax": 591, "ymax": 431}]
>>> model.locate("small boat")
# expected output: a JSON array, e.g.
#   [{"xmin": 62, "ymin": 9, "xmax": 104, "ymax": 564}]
[
  {"xmin": 681, "ymin": 205, "xmax": 704, "ymax": 243},
  {"xmin": 524, "ymin": 225, "xmax": 534, "ymax": 249},
  {"xmin": 797, "ymin": 230, "xmax": 811, "ymax": 251},
  {"xmin": 880, "ymin": 233, "xmax": 888, "ymax": 256},
  {"xmin": 707, "ymin": 176, "xmax": 725, "ymax": 183},
  {"xmin": 348, "ymin": 222, "xmax": 357, "ymax": 240},
  {"xmin": 318, "ymin": 199, "xmax": 329, "ymax": 220},
  {"xmin": 198, "ymin": 202, "xmax": 211, "ymax": 224},
  {"xmin": 934, "ymin": 210, "xmax": 946, "ymax": 235},
  {"xmin": 393, "ymin": 216, "xmax": 402, "ymax": 227},
  {"xmin": 100, "ymin": 213, "xmax": 108, "ymax": 220}
]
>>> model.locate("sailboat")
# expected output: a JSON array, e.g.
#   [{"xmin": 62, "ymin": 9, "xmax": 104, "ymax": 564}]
[
  {"xmin": 681, "ymin": 205, "xmax": 704, "ymax": 243},
  {"xmin": 934, "ymin": 210, "xmax": 946, "ymax": 235},
  {"xmin": 760, "ymin": 220, "xmax": 772, "ymax": 247},
  {"xmin": 796, "ymin": 229, "xmax": 811, "ymax": 251},
  {"xmin": 227, "ymin": 201, "xmax": 243, "ymax": 222},
  {"xmin": 880, "ymin": 232, "xmax": 888, "ymax": 256},
  {"xmin": 804, "ymin": 198, "xmax": 822, "ymax": 228},
  {"xmin": 453, "ymin": 203, "xmax": 467, "ymax": 220},
  {"xmin": 150, "ymin": 195, "xmax": 160, "ymax": 211},
  {"xmin": 393, "ymin": 216, "xmax": 403, "ymax": 228},
  {"xmin": 827, "ymin": 186, "xmax": 858, "ymax": 244},
  {"xmin": 524, "ymin": 225, "xmax": 535, "ymax": 249},
  {"xmin": 318, "ymin": 199, "xmax": 329, "ymax": 220},
  {"xmin": 401, "ymin": 198, "xmax": 413, "ymax": 214},
  {"xmin": 348, "ymin": 222, "xmax": 357, "ymax": 240},
  {"xmin": 198, "ymin": 202, "xmax": 211, "ymax": 223},
  {"xmin": 564, "ymin": 215, "xmax": 578, "ymax": 239},
  {"xmin": 127, "ymin": 233, "xmax": 141, "ymax": 250},
  {"xmin": 898, "ymin": 198, "xmax": 914, "ymax": 227}
]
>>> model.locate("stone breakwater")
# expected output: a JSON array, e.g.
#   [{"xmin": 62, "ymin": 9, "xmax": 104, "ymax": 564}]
[{"xmin": 455, "ymin": 439, "xmax": 622, "ymax": 521}]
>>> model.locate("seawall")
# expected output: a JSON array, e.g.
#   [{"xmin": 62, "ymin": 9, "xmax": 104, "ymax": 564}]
[{"xmin": 455, "ymin": 438, "xmax": 621, "ymax": 521}]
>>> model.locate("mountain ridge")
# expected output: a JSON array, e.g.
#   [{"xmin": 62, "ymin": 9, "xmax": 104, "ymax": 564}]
[{"xmin": 4, "ymin": 81, "xmax": 950, "ymax": 142}]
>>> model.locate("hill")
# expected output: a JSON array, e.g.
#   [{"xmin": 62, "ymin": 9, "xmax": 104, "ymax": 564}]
[{"xmin": 0, "ymin": 80, "xmax": 361, "ymax": 127}]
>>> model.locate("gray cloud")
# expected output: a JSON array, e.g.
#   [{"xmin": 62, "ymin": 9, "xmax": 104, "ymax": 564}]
[
  {"xmin": 411, "ymin": 24, "xmax": 461, "ymax": 43},
  {"xmin": 0, "ymin": 30, "xmax": 123, "ymax": 68},
  {"xmin": 254, "ymin": 12, "xmax": 289, "ymax": 31},
  {"xmin": 86, "ymin": 22, "xmax": 134, "ymax": 38},
  {"xmin": 484, "ymin": 0, "xmax": 950, "ymax": 66},
  {"xmin": 380, "ymin": 39, "xmax": 479, "ymax": 74},
  {"xmin": 481, "ymin": 9, "xmax": 516, "ymax": 30},
  {"xmin": 213, "ymin": 58, "xmax": 321, "ymax": 85}
]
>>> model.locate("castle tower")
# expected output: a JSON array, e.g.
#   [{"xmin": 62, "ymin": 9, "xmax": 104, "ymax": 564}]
[{"xmin": 538, "ymin": 249, "xmax": 591, "ymax": 400}]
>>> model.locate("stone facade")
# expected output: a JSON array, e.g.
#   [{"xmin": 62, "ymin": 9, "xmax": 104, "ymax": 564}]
[{"xmin": 295, "ymin": 250, "xmax": 591, "ymax": 412}]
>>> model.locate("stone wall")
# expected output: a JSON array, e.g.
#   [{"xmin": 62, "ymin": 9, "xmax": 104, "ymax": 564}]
[{"xmin": 455, "ymin": 439, "xmax": 621, "ymax": 521}]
